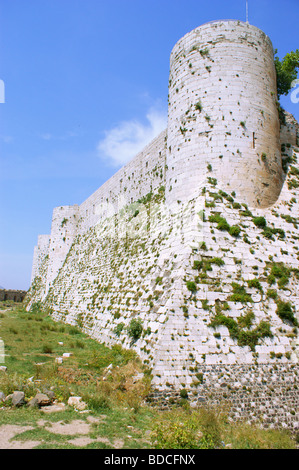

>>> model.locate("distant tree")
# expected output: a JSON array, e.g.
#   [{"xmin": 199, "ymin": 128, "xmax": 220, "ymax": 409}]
[{"xmin": 274, "ymin": 49, "xmax": 299, "ymax": 98}]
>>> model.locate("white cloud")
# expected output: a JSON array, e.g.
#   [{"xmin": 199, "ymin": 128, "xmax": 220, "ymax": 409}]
[{"xmin": 97, "ymin": 107, "xmax": 167, "ymax": 167}]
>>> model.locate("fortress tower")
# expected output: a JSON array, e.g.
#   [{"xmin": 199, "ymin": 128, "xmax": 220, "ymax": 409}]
[
  {"xmin": 45, "ymin": 205, "xmax": 79, "ymax": 294},
  {"xmin": 166, "ymin": 20, "xmax": 283, "ymax": 208}
]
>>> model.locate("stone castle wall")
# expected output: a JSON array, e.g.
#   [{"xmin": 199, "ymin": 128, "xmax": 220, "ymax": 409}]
[
  {"xmin": 147, "ymin": 363, "xmax": 298, "ymax": 431},
  {"xmin": 26, "ymin": 20, "xmax": 299, "ymax": 430},
  {"xmin": 77, "ymin": 130, "xmax": 167, "ymax": 235},
  {"xmin": 38, "ymin": 130, "xmax": 167, "ymax": 298},
  {"xmin": 30, "ymin": 234, "xmax": 51, "ymax": 284},
  {"xmin": 30, "ymin": 21, "xmax": 298, "ymax": 297},
  {"xmin": 45, "ymin": 205, "xmax": 80, "ymax": 295}
]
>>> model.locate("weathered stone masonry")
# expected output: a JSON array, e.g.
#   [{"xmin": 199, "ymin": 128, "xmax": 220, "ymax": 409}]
[
  {"xmin": 26, "ymin": 21, "xmax": 299, "ymax": 429},
  {"xmin": 147, "ymin": 364, "xmax": 298, "ymax": 430},
  {"xmin": 0, "ymin": 290, "xmax": 27, "ymax": 302}
]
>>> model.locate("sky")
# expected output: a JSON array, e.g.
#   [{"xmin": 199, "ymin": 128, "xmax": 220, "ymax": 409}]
[{"xmin": 0, "ymin": 0, "xmax": 298, "ymax": 290}]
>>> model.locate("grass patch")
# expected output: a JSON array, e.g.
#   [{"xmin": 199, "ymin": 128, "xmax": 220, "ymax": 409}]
[
  {"xmin": 150, "ymin": 407, "xmax": 296, "ymax": 449},
  {"xmin": 0, "ymin": 304, "xmax": 150, "ymax": 410}
]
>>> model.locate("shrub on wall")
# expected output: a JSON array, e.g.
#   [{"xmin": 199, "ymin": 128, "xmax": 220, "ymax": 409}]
[
  {"xmin": 209, "ymin": 312, "xmax": 273, "ymax": 351},
  {"xmin": 114, "ymin": 322, "xmax": 125, "ymax": 337},
  {"xmin": 127, "ymin": 318, "xmax": 143, "ymax": 341},
  {"xmin": 253, "ymin": 217, "xmax": 267, "ymax": 228},
  {"xmin": 268, "ymin": 262, "xmax": 291, "ymax": 288},
  {"xmin": 186, "ymin": 281, "xmax": 197, "ymax": 293},
  {"xmin": 276, "ymin": 301, "xmax": 298, "ymax": 326},
  {"xmin": 229, "ymin": 225, "xmax": 241, "ymax": 237}
]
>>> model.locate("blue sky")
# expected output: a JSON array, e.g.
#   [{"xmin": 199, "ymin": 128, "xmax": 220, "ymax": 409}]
[{"xmin": 0, "ymin": 0, "xmax": 298, "ymax": 290}]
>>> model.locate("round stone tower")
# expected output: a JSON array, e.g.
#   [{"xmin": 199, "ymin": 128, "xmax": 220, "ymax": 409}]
[{"xmin": 166, "ymin": 20, "xmax": 284, "ymax": 208}]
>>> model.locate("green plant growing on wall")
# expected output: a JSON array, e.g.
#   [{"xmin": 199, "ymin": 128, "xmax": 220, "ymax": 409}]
[
  {"xmin": 207, "ymin": 177, "xmax": 217, "ymax": 186},
  {"xmin": 193, "ymin": 258, "xmax": 214, "ymax": 273},
  {"xmin": 247, "ymin": 278, "xmax": 263, "ymax": 292},
  {"xmin": 276, "ymin": 301, "xmax": 298, "ymax": 326},
  {"xmin": 180, "ymin": 126, "xmax": 188, "ymax": 135},
  {"xmin": 208, "ymin": 214, "xmax": 229, "ymax": 230},
  {"xmin": 218, "ymin": 190, "xmax": 228, "ymax": 198},
  {"xmin": 179, "ymin": 388, "xmax": 188, "ymax": 399},
  {"xmin": 61, "ymin": 218, "xmax": 68, "ymax": 227},
  {"xmin": 209, "ymin": 312, "xmax": 273, "ymax": 351},
  {"xmin": 290, "ymin": 165, "xmax": 299, "ymax": 176},
  {"xmin": 262, "ymin": 226, "xmax": 285, "ymax": 240},
  {"xmin": 237, "ymin": 311, "xmax": 255, "ymax": 329},
  {"xmin": 209, "ymin": 257, "xmax": 225, "ymax": 267},
  {"xmin": 267, "ymin": 289, "xmax": 278, "ymax": 300},
  {"xmin": 193, "ymin": 260, "xmax": 203, "ymax": 270},
  {"xmin": 229, "ymin": 225, "xmax": 241, "ymax": 237},
  {"xmin": 127, "ymin": 318, "xmax": 143, "ymax": 341},
  {"xmin": 201, "ymin": 299, "xmax": 210, "ymax": 310},
  {"xmin": 237, "ymin": 321, "xmax": 273, "ymax": 351},
  {"xmin": 200, "ymin": 48, "xmax": 209, "ymax": 57},
  {"xmin": 114, "ymin": 322, "xmax": 125, "ymax": 337},
  {"xmin": 205, "ymin": 200, "xmax": 216, "ymax": 208},
  {"xmin": 186, "ymin": 281, "xmax": 197, "ymax": 293},
  {"xmin": 208, "ymin": 213, "xmax": 242, "ymax": 238},
  {"xmin": 253, "ymin": 217, "xmax": 267, "ymax": 228},
  {"xmin": 195, "ymin": 101, "xmax": 202, "ymax": 112},
  {"xmin": 182, "ymin": 305, "xmax": 189, "ymax": 318},
  {"xmin": 280, "ymin": 213, "xmax": 298, "ymax": 228},
  {"xmin": 137, "ymin": 191, "xmax": 153, "ymax": 205},
  {"xmin": 288, "ymin": 178, "xmax": 299, "ymax": 190},
  {"xmin": 268, "ymin": 262, "xmax": 291, "ymax": 288},
  {"xmin": 217, "ymin": 217, "xmax": 229, "ymax": 231},
  {"xmin": 229, "ymin": 282, "xmax": 253, "ymax": 303}
]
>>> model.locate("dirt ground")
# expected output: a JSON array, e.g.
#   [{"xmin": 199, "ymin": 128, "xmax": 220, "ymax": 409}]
[{"xmin": 0, "ymin": 415, "xmax": 125, "ymax": 449}]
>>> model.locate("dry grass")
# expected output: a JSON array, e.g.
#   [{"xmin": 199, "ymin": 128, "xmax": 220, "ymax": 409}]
[{"xmin": 0, "ymin": 302, "xmax": 297, "ymax": 449}]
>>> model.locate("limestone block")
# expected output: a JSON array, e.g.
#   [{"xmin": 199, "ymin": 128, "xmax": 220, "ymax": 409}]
[
  {"xmin": 205, "ymin": 354, "xmax": 218, "ymax": 365},
  {"xmin": 68, "ymin": 397, "xmax": 88, "ymax": 410}
]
